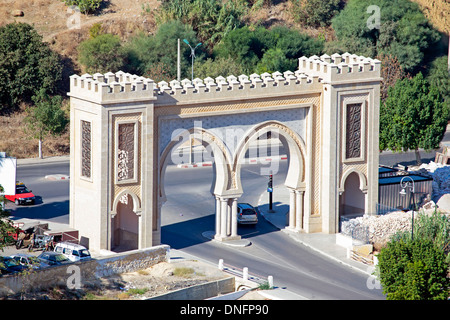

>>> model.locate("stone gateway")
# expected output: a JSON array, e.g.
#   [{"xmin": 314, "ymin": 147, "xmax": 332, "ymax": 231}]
[{"xmin": 68, "ymin": 53, "xmax": 381, "ymax": 252}]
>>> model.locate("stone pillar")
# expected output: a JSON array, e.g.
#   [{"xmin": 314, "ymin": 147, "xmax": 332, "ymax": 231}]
[
  {"xmin": 220, "ymin": 198, "xmax": 228, "ymax": 238},
  {"xmin": 215, "ymin": 196, "xmax": 221, "ymax": 238},
  {"xmin": 289, "ymin": 188, "xmax": 296, "ymax": 229},
  {"xmin": 295, "ymin": 190, "xmax": 304, "ymax": 231},
  {"xmin": 227, "ymin": 199, "xmax": 231, "ymax": 236},
  {"xmin": 231, "ymin": 198, "xmax": 238, "ymax": 237}
]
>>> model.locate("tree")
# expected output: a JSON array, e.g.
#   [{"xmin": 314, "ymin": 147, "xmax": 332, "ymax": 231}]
[
  {"xmin": 124, "ymin": 21, "xmax": 200, "ymax": 81},
  {"xmin": 214, "ymin": 25, "xmax": 323, "ymax": 74},
  {"xmin": 78, "ymin": 33, "xmax": 126, "ymax": 74},
  {"xmin": 24, "ymin": 89, "xmax": 68, "ymax": 159},
  {"xmin": 330, "ymin": 0, "xmax": 440, "ymax": 73},
  {"xmin": 255, "ymin": 48, "xmax": 291, "ymax": 74},
  {"xmin": 377, "ymin": 53, "xmax": 408, "ymax": 103},
  {"xmin": 427, "ymin": 55, "xmax": 450, "ymax": 113},
  {"xmin": 290, "ymin": 0, "xmax": 342, "ymax": 28},
  {"xmin": 379, "ymin": 73, "xmax": 449, "ymax": 164},
  {"xmin": 213, "ymin": 26, "xmax": 264, "ymax": 74},
  {"xmin": 0, "ymin": 23, "xmax": 62, "ymax": 114}
]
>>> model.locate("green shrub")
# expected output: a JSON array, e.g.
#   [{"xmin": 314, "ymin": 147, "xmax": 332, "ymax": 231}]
[
  {"xmin": 194, "ymin": 57, "xmax": 244, "ymax": 79},
  {"xmin": 377, "ymin": 238, "xmax": 449, "ymax": 300},
  {"xmin": 78, "ymin": 33, "xmax": 126, "ymax": 74},
  {"xmin": 89, "ymin": 23, "xmax": 103, "ymax": 39},
  {"xmin": 62, "ymin": 0, "xmax": 103, "ymax": 14}
]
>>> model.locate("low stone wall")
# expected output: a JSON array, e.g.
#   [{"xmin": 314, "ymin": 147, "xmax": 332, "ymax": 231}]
[
  {"xmin": 149, "ymin": 277, "xmax": 235, "ymax": 300},
  {"xmin": 0, "ymin": 245, "xmax": 169, "ymax": 297}
]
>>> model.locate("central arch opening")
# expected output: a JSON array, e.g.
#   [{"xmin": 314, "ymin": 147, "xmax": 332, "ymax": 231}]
[
  {"xmin": 234, "ymin": 121, "xmax": 307, "ymax": 232},
  {"xmin": 158, "ymin": 128, "xmax": 230, "ymax": 248}
]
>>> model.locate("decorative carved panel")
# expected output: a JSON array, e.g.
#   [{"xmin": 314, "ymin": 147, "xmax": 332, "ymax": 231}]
[
  {"xmin": 117, "ymin": 123, "xmax": 135, "ymax": 181},
  {"xmin": 81, "ymin": 120, "xmax": 91, "ymax": 178},
  {"xmin": 345, "ymin": 103, "xmax": 362, "ymax": 159}
]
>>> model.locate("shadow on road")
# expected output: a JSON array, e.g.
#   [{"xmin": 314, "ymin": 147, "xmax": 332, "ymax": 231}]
[
  {"xmin": 8, "ymin": 199, "xmax": 69, "ymax": 222},
  {"xmin": 161, "ymin": 211, "xmax": 280, "ymax": 250}
]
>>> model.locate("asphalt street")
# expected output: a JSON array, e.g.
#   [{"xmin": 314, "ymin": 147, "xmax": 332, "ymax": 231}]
[{"xmin": 161, "ymin": 162, "xmax": 384, "ymax": 299}]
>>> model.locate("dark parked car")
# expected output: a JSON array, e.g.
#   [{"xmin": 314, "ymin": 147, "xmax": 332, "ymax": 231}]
[
  {"xmin": 11, "ymin": 253, "xmax": 49, "ymax": 269},
  {"xmin": 37, "ymin": 252, "xmax": 72, "ymax": 266},
  {"xmin": 0, "ymin": 256, "xmax": 27, "ymax": 276}
]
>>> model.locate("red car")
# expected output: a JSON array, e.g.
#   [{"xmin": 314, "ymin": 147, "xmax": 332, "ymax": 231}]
[{"xmin": 5, "ymin": 182, "xmax": 36, "ymax": 205}]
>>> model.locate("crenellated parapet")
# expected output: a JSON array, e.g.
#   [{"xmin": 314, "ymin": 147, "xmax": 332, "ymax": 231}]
[
  {"xmin": 68, "ymin": 53, "xmax": 381, "ymax": 105},
  {"xmin": 298, "ymin": 53, "xmax": 381, "ymax": 84},
  {"xmin": 69, "ymin": 70, "xmax": 323, "ymax": 106},
  {"xmin": 68, "ymin": 71, "xmax": 157, "ymax": 104},
  {"xmin": 153, "ymin": 70, "xmax": 323, "ymax": 106}
]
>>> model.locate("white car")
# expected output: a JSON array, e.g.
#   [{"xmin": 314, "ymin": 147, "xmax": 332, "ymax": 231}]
[
  {"xmin": 54, "ymin": 242, "xmax": 91, "ymax": 262},
  {"xmin": 237, "ymin": 203, "xmax": 258, "ymax": 225}
]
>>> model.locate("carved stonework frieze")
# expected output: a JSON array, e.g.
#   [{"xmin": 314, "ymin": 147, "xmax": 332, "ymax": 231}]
[
  {"xmin": 345, "ymin": 103, "xmax": 362, "ymax": 159},
  {"xmin": 117, "ymin": 123, "xmax": 135, "ymax": 181},
  {"xmin": 81, "ymin": 120, "xmax": 91, "ymax": 178}
]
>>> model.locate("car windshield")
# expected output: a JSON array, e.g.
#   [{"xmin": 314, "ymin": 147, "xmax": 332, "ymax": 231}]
[
  {"xmin": 79, "ymin": 249, "xmax": 90, "ymax": 257},
  {"xmin": 53, "ymin": 254, "xmax": 69, "ymax": 262},
  {"xmin": 1, "ymin": 257, "xmax": 19, "ymax": 268},
  {"xmin": 242, "ymin": 209, "xmax": 256, "ymax": 215},
  {"xmin": 16, "ymin": 187, "xmax": 31, "ymax": 194}
]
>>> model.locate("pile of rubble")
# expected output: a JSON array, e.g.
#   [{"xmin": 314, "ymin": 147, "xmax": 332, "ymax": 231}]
[
  {"xmin": 341, "ymin": 211, "xmax": 414, "ymax": 251},
  {"xmin": 408, "ymin": 161, "xmax": 450, "ymax": 202}
]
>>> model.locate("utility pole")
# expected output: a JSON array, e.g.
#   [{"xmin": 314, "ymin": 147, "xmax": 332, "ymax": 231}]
[{"xmin": 177, "ymin": 38, "xmax": 181, "ymax": 82}]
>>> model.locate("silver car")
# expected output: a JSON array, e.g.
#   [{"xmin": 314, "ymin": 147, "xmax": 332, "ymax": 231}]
[{"xmin": 237, "ymin": 203, "xmax": 258, "ymax": 225}]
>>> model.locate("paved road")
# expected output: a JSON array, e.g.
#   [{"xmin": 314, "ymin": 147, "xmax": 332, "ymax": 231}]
[
  {"xmin": 161, "ymin": 162, "xmax": 384, "ymax": 299},
  {"xmin": 5, "ymin": 160, "xmax": 69, "ymax": 224}
]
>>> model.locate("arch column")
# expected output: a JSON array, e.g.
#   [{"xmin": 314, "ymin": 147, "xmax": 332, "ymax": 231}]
[
  {"xmin": 214, "ymin": 195, "xmax": 241, "ymax": 241},
  {"xmin": 295, "ymin": 190, "xmax": 304, "ymax": 231}
]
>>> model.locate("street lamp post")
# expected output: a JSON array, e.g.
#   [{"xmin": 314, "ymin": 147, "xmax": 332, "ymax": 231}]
[
  {"xmin": 183, "ymin": 39, "xmax": 202, "ymax": 81},
  {"xmin": 399, "ymin": 176, "xmax": 416, "ymax": 240}
]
